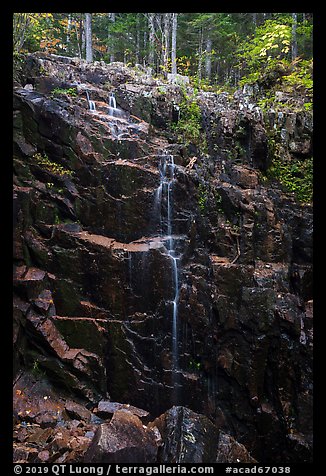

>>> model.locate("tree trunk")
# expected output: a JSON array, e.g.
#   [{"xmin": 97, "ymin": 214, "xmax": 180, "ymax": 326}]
[
  {"xmin": 197, "ymin": 26, "xmax": 204, "ymax": 87},
  {"xmin": 110, "ymin": 13, "xmax": 115, "ymax": 63},
  {"xmin": 148, "ymin": 13, "xmax": 155, "ymax": 67},
  {"xmin": 108, "ymin": 13, "xmax": 115, "ymax": 62},
  {"xmin": 13, "ymin": 13, "xmax": 31, "ymax": 53},
  {"xmin": 79, "ymin": 14, "xmax": 85, "ymax": 59},
  {"xmin": 291, "ymin": 12, "xmax": 298, "ymax": 61},
  {"xmin": 252, "ymin": 13, "xmax": 257, "ymax": 30},
  {"xmin": 171, "ymin": 13, "xmax": 178, "ymax": 75},
  {"xmin": 163, "ymin": 13, "xmax": 171, "ymax": 76},
  {"xmin": 66, "ymin": 14, "xmax": 71, "ymax": 52},
  {"xmin": 143, "ymin": 28, "xmax": 147, "ymax": 66},
  {"xmin": 136, "ymin": 14, "xmax": 141, "ymax": 64},
  {"xmin": 85, "ymin": 13, "xmax": 93, "ymax": 62},
  {"xmin": 205, "ymin": 35, "xmax": 212, "ymax": 80}
]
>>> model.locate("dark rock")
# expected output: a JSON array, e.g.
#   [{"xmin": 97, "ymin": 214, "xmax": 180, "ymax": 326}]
[
  {"xmin": 150, "ymin": 406, "xmax": 219, "ymax": 463},
  {"xmin": 65, "ymin": 401, "xmax": 92, "ymax": 423},
  {"xmin": 84, "ymin": 410, "xmax": 158, "ymax": 463},
  {"xmin": 216, "ymin": 431, "xmax": 257, "ymax": 463},
  {"xmin": 13, "ymin": 443, "xmax": 38, "ymax": 463},
  {"xmin": 36, "ymin": 450, "xmax": 51, "ymax": 462},
  {"xmin": 27, "ymin": 427, "xmax": 54, "ymax": 445},
  {"xmin": 97, "ymin": 401, "xmax": 150, "ymax": 422},
  {"xmin": 13, "ymin": 52, "xmax": 313, "ymax": 465}
]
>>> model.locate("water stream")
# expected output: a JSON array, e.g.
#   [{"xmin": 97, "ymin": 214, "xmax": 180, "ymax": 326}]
[
  {"xmin": 85, "ymin": 90, "xmax": 96, "ymax": 111},
  {"xmin": 155, "ymin": 154, "xmax": 181, "ymax": 400},
  {"xmin": 108, "ymin": 92, "xmax": 123, "ymax": 118}
]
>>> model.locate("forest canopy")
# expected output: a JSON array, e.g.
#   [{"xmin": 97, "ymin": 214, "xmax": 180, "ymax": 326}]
[{"xmin": 13, "ymin": 12, "xmax": 313, "ymax": 93}]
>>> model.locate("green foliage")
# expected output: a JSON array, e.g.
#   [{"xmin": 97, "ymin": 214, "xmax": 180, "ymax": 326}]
[
  {"xmin": 32, "ymin": 153, "xmax": 74, "ymax": 177},
  {"xmin": 54, "ymin": 210, "xmax": 61, "ymax": 224},
  {"xmin": 189, "ymin": 358, "xmax": 202, "ymax": 371},
  {"xmin": 173, "ymin": 89, "xmax": 205, "ymax": 149},
  {"xmin": 282, "ymin": 59, "xmax": 313, "ymax": 92},
  {"xmin": 197, "ymin": 183, "xmax": 208, "ymax": 211},
  {"xmin": 214, "ymin": 191, "xmax": 223, "ymax": 211},
  {"xmin": 31, "ymin": 360, "xmax": 45, "ymax": 378},
  {"xmin": 13, "ymin": 12, "xmax": 312, "ymax": 92},
  {"xmin": 238, "ymin": 16, "xmax": 313, "ymax": 98},
  {"xmin": 267, "ymin": 157, "xmax": 313, "ymax": 203},
  {"xmin": 51, "ymin": 87, "xmax": 78, "ymax": 97},
  {"xmin": 238, "ymin": 19, "xmax": 292, "ymax": 76},
  {"xmin": 303, "ymin": 102, "xmax": 313, "ymax": 111}
]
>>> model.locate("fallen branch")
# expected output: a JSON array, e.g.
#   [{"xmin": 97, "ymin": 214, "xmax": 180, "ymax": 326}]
[
  {"xmin": 186, "ymin": 156, "xmax": 197, "ymax": 170},
  {"xmin": 231, "ymin": 235, "xmax": 241, "ymax": 264}
]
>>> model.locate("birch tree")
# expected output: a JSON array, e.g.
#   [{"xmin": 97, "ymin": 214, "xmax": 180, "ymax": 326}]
[
  {"xmin": 171, "ymin": 13, "xmax": 178, "ymax": 75},
  {"xmin": 85, "ymin": 13, "xmax": 93, "ymax": 62},
  {"xmin": 148, "ymin": 13, "xmax": 155, "ymax": 67},
  {"xmin": 107, "ymin": 13, "xmax": 115, "ymax": 62},
  {"xmin": 205, "ymin": 34, "xmax": 212, "ymax": 80}
]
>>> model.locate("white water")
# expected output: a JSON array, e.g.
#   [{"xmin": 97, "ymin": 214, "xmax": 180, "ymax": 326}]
[
  {"xmin": 108, "ymin": 92, "xmax": 123, "ymax": 118},
  {"xmin": 155, "ymin": 154, "xmax": 180, "ymax": 385},
  {"xmin": 85, "ymin": 90, "xmax": 96, "ymax": 111}
]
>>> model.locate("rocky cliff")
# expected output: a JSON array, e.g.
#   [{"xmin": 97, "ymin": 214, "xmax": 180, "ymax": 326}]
[{"xmin": 13, "ymin": 53, "xmax": 313, "ymax": 463}]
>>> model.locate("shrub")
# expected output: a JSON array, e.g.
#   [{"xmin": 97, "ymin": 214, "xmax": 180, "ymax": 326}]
[
  {"xmin": 51, "ymin": 87, "xmax": 77, "ymax": 97},
  {"xmin": 32, "ymin": 152, "xmax": 74, "ymax": 177},
  {"xmin": 172, "ymin": 89, "xmax": 205, "ymax": 150},
  {"xmin": 267, "ymin": 156, "xmax": 313, "ymax": 203}
]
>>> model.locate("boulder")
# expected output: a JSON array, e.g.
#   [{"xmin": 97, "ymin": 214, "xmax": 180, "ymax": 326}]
[
  {"xmin": 84, "ymin": 410, "xmax": 158, "ymax": 463},
  {"xmin": 216, "ymin": 431, "xmax": 257, "ymax": 463},
  {"xmin": 150, "ymin": 406, "xmax": 219, "ymax": 463},
  {"xmin": 64, "ymin": 401, "xmax": 92, "ymax": 423},
  {"xmin": 96, "ymin": 401, "xmax": 150, "ymax": 422}
]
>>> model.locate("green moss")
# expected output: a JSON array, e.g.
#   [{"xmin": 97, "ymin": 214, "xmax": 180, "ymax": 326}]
[
  {"xmin": 197, "ymin": 183, "xmax": 208, "ymax": 212},
  {"xmin": 267, "ymin": 156, "xmax": 313, "ymax": 203},
  {"xmin": 51, "ymin": 87, "xmax": 78, "ymax": 97}
]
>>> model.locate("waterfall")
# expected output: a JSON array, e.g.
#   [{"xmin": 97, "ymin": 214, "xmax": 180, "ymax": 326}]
[
  {"xmin": 155, "ymin": 154, "xmax": 180, "ymax": 400},
  {"xmin": 85, "ymin": 90, "xmax": 96, "ymax": 111},
  {"xmin": 108, "ymin": 92, "xmax": 123, "ymax": 118},
  {"xmin": 109, "ymin": 92, "xmax": 117, "ymax": 109}
]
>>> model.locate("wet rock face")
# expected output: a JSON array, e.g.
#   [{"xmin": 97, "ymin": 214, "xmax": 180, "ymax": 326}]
[
  {"xmin": 150, "ymin": 406, "xmax": 219, "ymax": 463},
  {"xmin": 149, "ymin": 406, "xmax": 255, "ymax": 463},
  {"xmin": 14, "ymin": 53, "xmax": 312, "ymax": 463}
]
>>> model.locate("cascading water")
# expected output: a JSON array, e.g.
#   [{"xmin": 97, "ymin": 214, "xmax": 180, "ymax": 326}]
[
  {"xmin": 108, "ymin": 92, "xmax": 123, "ymax": 118},
  {"xmin": 85, "ymin": 90, "xmax": 96, "ymax": 111},
  {"xmin": 155, "ymin": 154, "xmax": 181, "ymax": 401}
]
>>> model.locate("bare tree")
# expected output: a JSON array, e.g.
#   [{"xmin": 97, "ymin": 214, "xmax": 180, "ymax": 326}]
[
  {"xmin": 252, "ymin": 13, "xmax": 257, "ymax": 30},
  {"xmin": 197, "ymin": 26, "xmax": 204, "ymax": 85},
  {"xmin": 171, "ymin": 13, "xmax": 178, "ymax": 75},
  {"xmin": 107, "ymin": 13, "xmax": 115, "ymax": 62},
  {"xmin": 136, "ymin": 13, "xmax": 141, "ymax": 64},
  {"xmin": 205, "ymin": 34, "xmax": 212, "ymax": 80},
  {"xmin": 148, "ymin": 13, "xmax": 155, "ymax": 67},
  {"xmin": 66, "ymin": 14, "xmax": 71, "ymax": 52},
  {"xmin": 163, "ymin": 13, "xmax": 171, "ymax": 75},
  {"xmin": 85, "ymin": 13, "xmax": 93, "ymax": 62}
]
